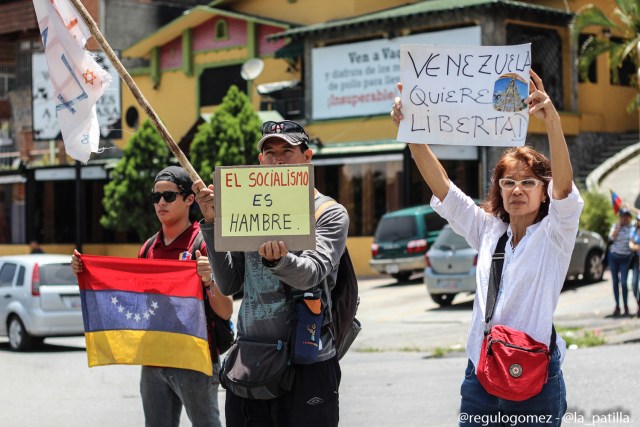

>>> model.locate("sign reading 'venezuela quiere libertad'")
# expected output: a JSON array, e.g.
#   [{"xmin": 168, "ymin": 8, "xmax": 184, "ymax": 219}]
[{"xmin": 213, "ymin": 164, "xmax": 316, "ymax": 252}]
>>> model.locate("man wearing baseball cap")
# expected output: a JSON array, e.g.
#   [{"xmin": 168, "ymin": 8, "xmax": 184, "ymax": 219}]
[
  {"xmin": 194, "ymin": 120, "xmax": 350, "ymax": 427},
  {"xmin": 72, "ymin": 165, "xmax": 233, "ymax": 427}
]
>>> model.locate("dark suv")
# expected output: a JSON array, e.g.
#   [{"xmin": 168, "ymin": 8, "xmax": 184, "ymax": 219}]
[{"xmin": 369, "ymin": 205, "xmax": 448, "ymax": 281}]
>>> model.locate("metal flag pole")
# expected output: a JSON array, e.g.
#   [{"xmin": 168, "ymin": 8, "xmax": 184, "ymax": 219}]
[{"xmin": 68, "ymin": 0, "xmax": 203, "ymax": 184}]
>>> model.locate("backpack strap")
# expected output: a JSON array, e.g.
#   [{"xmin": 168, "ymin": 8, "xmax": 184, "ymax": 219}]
[
  {"xmin": 189, "ymin": 231, "xmax": 205, "ymax": 260},
  {"xmin": 315, "ymin": 198, "xmax": 337, "ymax": 221},
  {"xmin": 140, "ymin": 232, "xmax": 159, "ymax": 258},
  {"xmin": 313, "ymin": 195, "xmax": 342, "ymax": 330},
  {"xmin": 485, "ymin": 230, "xmax": 556, "ymax": 354}
]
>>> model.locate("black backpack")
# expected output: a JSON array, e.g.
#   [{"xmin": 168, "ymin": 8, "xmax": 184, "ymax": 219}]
[
  {"xmin": 141, "ymin": 230, "xmax": 235, "ymax": 355},
  {"xmin": 315, "ymin": 197, "xmax": 362, "ymax": 360}
]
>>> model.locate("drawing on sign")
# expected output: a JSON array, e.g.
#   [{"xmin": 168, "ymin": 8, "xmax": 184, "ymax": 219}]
[{"xmin": 493, "ymin": 73, "xmax": 528, "ymax": 113}]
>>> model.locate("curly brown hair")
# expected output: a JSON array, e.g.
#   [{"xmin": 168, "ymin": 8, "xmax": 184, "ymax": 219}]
[{"xmin": 481, "ymin": 146, "xmax": 552, "ymax": 223}]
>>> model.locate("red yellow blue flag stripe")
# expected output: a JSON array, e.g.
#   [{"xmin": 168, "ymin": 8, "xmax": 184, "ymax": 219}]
[{"xmin": 78, "ymin": 255, "xmax": 212, "ymax": 376}]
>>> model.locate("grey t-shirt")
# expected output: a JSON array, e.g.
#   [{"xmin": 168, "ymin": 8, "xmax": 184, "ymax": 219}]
[{"xmin": 200, "ymin": 192, "xmax": 349, "ymax": 362}]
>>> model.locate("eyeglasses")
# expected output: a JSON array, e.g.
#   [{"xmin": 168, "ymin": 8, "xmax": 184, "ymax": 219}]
[
  {"xmin": 498, "ymin": 178, "xmax": 543, "ymax": 191},
  {"xmin": 261, "ymin": 120, "xmax": 309, "ymax": 138},
  {"xmin": 150, "ymin": 191, "xmax": 183, "ymax": 204}
]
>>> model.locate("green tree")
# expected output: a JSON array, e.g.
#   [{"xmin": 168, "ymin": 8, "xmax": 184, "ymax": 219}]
[
  {"xmin": 579, "ymin": 190, "xmax": 616, "ymax": 240},
  {"xmin": 572, "ymin": 0, "xmax": 640, "ymax": 112},
  {"xmin": 190, "ymin": 85, "xmax": 261, "ymax": 181},
  {"xmin": 100, "ymin": 119, "xmax": 170, "ymax": 241}
]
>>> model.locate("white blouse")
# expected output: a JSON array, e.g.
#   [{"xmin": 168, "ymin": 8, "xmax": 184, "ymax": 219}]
[{"xmin": 431, "ymin": 181, "xmax": 584, "ymax": 367}]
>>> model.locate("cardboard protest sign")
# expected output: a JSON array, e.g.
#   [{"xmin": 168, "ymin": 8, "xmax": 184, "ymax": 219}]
[
  {"xmin": 214, "ymin": 164, "xmax": 315, "ymax": 252},
  {"xmin": 397, "ymin": 44, "xmax": 531, "ymax": 147}
]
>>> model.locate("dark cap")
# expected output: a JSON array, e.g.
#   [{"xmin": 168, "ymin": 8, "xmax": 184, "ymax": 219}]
[
  {"xmin": 619, "ymin": 208, "xmax": 632, "ymax": 216},
  {"xmin": 154, "ymin": 166, "xmax": 194, "ymax": 195},
  {"xmin": 257, "ymin": 120, "xmax": 309, "ymax": 151}
]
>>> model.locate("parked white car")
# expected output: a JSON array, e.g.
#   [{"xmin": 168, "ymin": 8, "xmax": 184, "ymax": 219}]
[
  {"xmin": 0, "ymin": 254, "xmax": 82, "ymax": 351},
  {"xmin": 424, "ymin": 226, "xmax": 606, "ymax": 306}
]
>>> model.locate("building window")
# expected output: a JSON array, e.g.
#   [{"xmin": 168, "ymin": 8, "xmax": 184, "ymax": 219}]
[
  {"xmin": 199, "ymin": 65, "xmax": 247, "ymax": 107},
  {"xmin": 215, "ymin": 19, "xmax": 229, "ymax": 41},
  {"xmin": 313, "ymin": 156, "xmax": 478, "ymax": 236}
]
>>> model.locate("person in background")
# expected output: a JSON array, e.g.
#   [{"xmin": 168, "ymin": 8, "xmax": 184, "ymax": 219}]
[
  {"xmin": 391, "ymin": 70, "xmax": 580, "ymax": 426},
  {"xmin": 29, "ymin": 240, "xmax": 44, "ymax": 254},
  {"xmin": 71, "ymin": 166, "xmax": 233, "ymax": 427},
  {"xmin": 629, "ymin": 213, "xmax": 640, "ymax": 317},
  {"xmin": 608, "ymin": 208, "xmax": 633, "ymax": 317}
]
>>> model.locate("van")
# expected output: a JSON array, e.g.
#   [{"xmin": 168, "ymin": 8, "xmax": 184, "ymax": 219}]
[{"xmin": 369, "ymin": 205, "xmax": 448, "ymax": 281}]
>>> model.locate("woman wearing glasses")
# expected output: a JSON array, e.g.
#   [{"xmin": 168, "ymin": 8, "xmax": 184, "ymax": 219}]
[{"xmin": 391, "ymin": 70, "xmax": 583, "ymax": 426}]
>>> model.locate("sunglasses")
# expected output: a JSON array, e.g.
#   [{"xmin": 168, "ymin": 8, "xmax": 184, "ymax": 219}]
[
  {"xmin": 150, "ymin": 191, "xmax": 184, "ymax": 204},
  {"xmin": 261, "ymin": 120, "xmax": 309, "ymax": 138},
  {"xmin": 498, "ymin": 178, "xmax": 543, "ymax": 191}
]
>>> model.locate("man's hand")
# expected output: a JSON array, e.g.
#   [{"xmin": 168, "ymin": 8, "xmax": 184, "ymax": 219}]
[
  {"xmin": 258, "ymin": 241, "xmax": 288, "ymax": 262},
  {"xmin": 70, "ymin": 249, "xmax": 83, "ymax": 276},
  {"xmin": 195, "ymin": 250, "xmax": 212, "ymax": 285},
  {"xmin": 193, "ymin": 179, "xmax": 215, "ymax": 223}
]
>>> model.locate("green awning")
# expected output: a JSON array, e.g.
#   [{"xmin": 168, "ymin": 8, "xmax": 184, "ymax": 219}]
[
  {"xmin": 313, "ymin": 140, "xmax": 405, "ymax": 157},
  {"xmin": 310, "ymin": 140, "xmax": 478, "ymax": 162},
  {"xmin": 274, "ymin": 41, "xmax": 303, "ymax": 59},
  {"xmin": 268, "ymin": 0, "xmax": 573, "ymax": 41}
]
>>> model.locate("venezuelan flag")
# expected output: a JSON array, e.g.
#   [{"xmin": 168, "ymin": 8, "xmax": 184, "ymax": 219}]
[
  {"xmin": 78, "ymin": 255, "xmax": 212, "ymax": 376},
  {"xmin": 610, "ymin": 189, "xmax": 623, "ymax": 214}
]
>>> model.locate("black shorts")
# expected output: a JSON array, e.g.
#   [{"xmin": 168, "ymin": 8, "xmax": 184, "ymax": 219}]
[{"xmin": 225, "ymin": 356, "xmax": 341, "ymax": 427}]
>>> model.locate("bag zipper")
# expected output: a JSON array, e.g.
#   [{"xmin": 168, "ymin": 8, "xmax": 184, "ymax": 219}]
[{"xmin": 488, "ymin": 339, "xmax": 550, "ymax": 355}]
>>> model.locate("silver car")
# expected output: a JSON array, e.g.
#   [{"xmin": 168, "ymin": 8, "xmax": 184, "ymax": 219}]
[
  {"xmin": 0, "ymin": 254, "xmax": 82, "ymax": 351},
  {"xmin": 424, "ymin": 226, "xmax": 606, "ymax": 306}
]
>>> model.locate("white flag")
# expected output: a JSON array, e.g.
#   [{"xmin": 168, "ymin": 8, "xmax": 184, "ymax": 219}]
[{"xmin": 32, "ymin": 0, "xmax": 112, "ymax": 163}]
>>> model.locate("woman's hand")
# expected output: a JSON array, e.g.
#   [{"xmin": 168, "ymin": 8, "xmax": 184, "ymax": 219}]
[
  {"xmin": 390, "ymin": 82, "xmax": 403, "ymax": 128},
  {"xmin": 526, "ymin": 70, "xmax": 560, "ymax": 124}
]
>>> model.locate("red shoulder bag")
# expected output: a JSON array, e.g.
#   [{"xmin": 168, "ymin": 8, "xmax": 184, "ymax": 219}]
[{"xmin": 475, "ymin": 232, "xmax": 555, "ymax": 402}]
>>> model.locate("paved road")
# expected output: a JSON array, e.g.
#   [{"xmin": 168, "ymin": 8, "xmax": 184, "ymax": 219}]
[{"xmin": 1, "ymin": 273, "xmax": 639, "ymax": 426}]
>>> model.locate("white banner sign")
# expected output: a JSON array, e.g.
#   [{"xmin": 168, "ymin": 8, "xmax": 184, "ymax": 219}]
[
  {"xmin": 397, "ymin": 44, "xmax": 531, "ymax": 147},
  {"xmin": 311, "ymin": 27, "xmax": 481, "ymax": 120},
  {"xmin": 32, "ymin": 51, "xmax": 121, "ymax": 141}
]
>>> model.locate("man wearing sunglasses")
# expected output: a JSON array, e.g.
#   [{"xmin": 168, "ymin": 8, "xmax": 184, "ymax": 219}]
[
  {"xmin": 194, "ymin": 120, "xmax": 349, "ymax": 427},
  {"xmin": 72, "ymin": 166, "xmax": 233, "ymax": 427}
]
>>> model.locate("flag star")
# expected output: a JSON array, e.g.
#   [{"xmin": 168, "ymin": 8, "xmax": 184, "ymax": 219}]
[
  {"xmin": 111, "ymin": 296, "xmax": 118, "ymax": 305},
  {"xmin": 83, "ymin": 69, "xmax": 96, "ymax": 85},
  {"xmin": 126, "ymin": 312, "xmax": 132, "ymax": 319},
  {"xmin": 134, "ymin": 314, "xmax": 141, "ymax": 322},
  {"xmin": 148, "ymin": 309, "xmax": 155, "ymax": 316},
  {"xmin": 143, "ymin": 312, "xmax": 150, "ymax": 320},
  {"xmin": 117, "ymin": 305, "xmax": 125, "ymax": 313},
  {"xmin": 151, "ymin": 301, "xmax": 159, "ymax": 309}
]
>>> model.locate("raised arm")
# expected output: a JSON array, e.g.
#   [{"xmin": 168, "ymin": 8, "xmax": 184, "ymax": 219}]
[
  {"xmin": 527, "ymin": 70, "xmax": 573, "ymax": 199},
  {"xmin": 391, "ymin": 83, "xmax": 450, "ymax": 201}
]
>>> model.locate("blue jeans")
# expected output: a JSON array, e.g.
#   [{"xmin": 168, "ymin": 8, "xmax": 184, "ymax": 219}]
[
  {"xmin": 608, "ymin": 252, "xmax": 631, "ymax": 307},
  {"xmin": 630, "ymin": 254, "xmax": 639, "ymax": 302},
  {"xmin": 460, "ymin": 348, "xmax": 567, "ymax": 427},
  {"xmin": 140, "ymin": 364, "xmax": 221, "ymax": 427}
]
